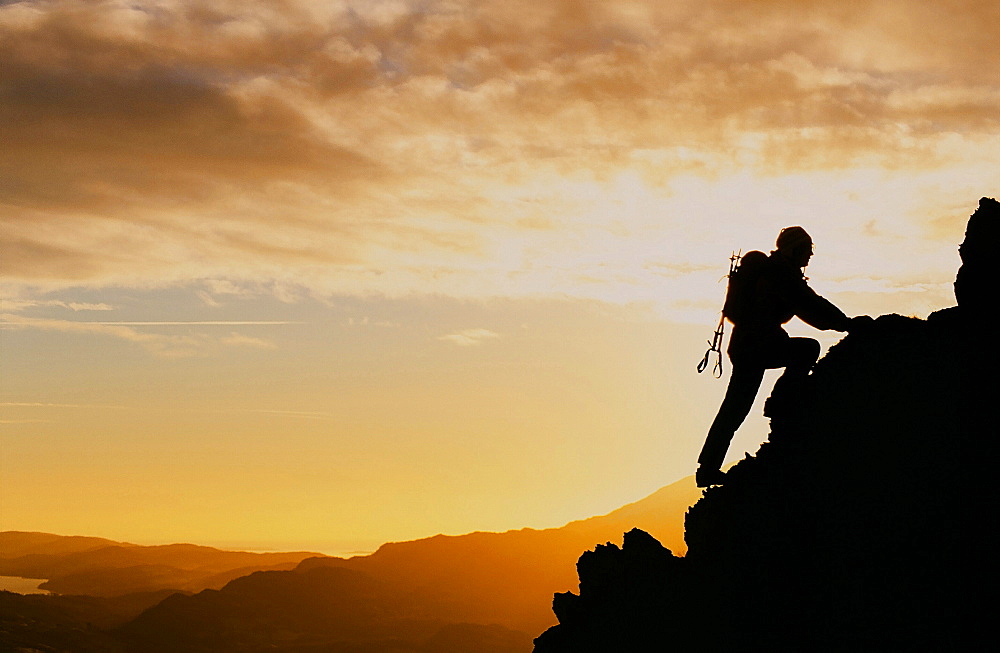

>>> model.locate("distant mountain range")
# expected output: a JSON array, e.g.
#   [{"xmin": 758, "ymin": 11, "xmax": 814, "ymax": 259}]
[
  {"xmin": 0, "ymin": 473, "xmax": 701, "ymax": 651},
  {"xmin": 0, "ymin": 532, "xmax": 321, "ymax": 597}
]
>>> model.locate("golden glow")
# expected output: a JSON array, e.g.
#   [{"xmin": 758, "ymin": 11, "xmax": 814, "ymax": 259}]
[{"xmin": 1, "ymin": 0, "xmax": 997, "ymax": 550}]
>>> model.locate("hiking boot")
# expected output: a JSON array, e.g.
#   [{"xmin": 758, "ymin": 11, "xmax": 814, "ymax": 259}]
[{"xmin": 696, "ymin": 466, "xmax": 726, "ymax": 488}]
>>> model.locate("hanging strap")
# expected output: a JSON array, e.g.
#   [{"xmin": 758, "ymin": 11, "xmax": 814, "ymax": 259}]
[
  {"xmin": 697, "ymin": 250, "xmax": 741, "ymax": 378},
  {"xmin": 697, "ymin": 314, "xmax": 726, "ymax": 378}
]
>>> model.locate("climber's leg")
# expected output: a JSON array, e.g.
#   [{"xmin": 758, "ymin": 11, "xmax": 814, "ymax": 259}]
[
  {"xmin": 765, "ymin": 337, "xmax": 821, "ymax": 417},
  {"xmin": 698, "ymin": 364, "xmax": 766, "ymax": 484}
]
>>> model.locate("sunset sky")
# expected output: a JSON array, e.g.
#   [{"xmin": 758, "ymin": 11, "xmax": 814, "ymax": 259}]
[{"xmin": 2, "ymin": 0, "xmax": 997, "ymax": 554}]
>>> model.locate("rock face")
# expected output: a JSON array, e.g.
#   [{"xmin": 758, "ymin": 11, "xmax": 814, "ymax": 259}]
[
  {"xmin": 534, "ymin": 199, "xmax": 996, "ymax": 652},
  {"xmin": 954, "ymin": 197, "xmax": 999, "ymax": 314}
]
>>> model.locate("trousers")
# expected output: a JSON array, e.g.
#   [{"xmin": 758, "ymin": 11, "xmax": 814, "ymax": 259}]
[{"xmin": 698, "ymin": 336, "xmax": 820, "ymax": 472}]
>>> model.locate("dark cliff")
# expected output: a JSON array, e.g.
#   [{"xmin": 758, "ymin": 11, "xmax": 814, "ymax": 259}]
[{"xmin": 534, "ymin": 198, "xmax": 997, "ymax": 652}]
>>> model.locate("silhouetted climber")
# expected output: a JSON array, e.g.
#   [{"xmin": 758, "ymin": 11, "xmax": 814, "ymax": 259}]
[{"xmin": 696, "ymin": 226, "xmax": 870, "ymax": 487}]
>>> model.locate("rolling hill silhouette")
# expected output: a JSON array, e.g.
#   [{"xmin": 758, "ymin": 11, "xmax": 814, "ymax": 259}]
[
  {"xmin": 534, "ymin": 198, "xmax": 997, "ymax": 651},
  {"xmin": 0, "ymin": 533, "xmax": 323, "ymax": 597},
  {"xmin": 0, "ymin": 474, "xmax": 700, "ymax": 651},
  {"xmin": 0, "ymin": 533, "xmax": 124, "ymax": 559}
]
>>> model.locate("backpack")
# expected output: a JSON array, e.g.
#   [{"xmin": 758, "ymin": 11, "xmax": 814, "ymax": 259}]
[
  {"xmin": 721, "ymin": 250, "xmax": 768, "ymax": 325},
  {"xmin": 698, "ymin": 249, "xmax": 769, "ymax": 376}
]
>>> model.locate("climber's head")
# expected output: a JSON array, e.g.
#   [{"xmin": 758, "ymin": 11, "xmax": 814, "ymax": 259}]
[{"xmin": 776, "ymin": 226, "xmax": 813, "ymax": 267}]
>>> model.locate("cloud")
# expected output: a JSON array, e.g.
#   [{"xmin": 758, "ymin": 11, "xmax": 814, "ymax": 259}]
[
  {"xmin": 196, "ymin": 290, "xmax": 222, "ymax": 307},
  {"xmin": 0, "ymin": 314, "xmax": 290, "ymax": 357},
  {"xmin": 2, "ymin": 0, "xmax": 996, "ymax": 311},
  {"xmin": 0, "ymin": 298, "xmax": 114, "ymax": 312},
  {"xmin": 89, "ymin": 321, "xmax": 298, "ymax": 325},
  {"xmin": 219, "ymin": 332, "xmax": 277, "ymax": 349},
  {"xmin": 0, "ymin": 401, "xmax": 127, "ymax": 425},
  {"xmin": 0, "ymin": 313, "xmax": 207, "ymax": 356},
  {"xmin": 0, "ymin": 402, "xmax": 119, "ymax": 408},
  {"xmin": 438, "ymin": 328, "xmax": 500, "ymax": 347}
]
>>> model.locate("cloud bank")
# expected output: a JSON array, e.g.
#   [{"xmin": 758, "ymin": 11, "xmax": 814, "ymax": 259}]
[{"xmin": 2, "ymin": 0, "xmax": 997, "ymax": 312}]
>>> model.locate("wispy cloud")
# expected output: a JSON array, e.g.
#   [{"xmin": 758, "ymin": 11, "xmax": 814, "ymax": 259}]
[
  {"xmin": 345, "ymin": 316, "xmax": 397, "ymax": 327},
  {"xmin": 88, "ymin": 321, "xmax": 300, "ymax": 326},
  {"xmin": 0, "ymin": 402, "xmax": 122, "ymax": 409},
  {"xmin": 0, "ymin": 314, "xmax": 288, "ymax": 357},
  {"xmin": 0, "ymin": 299, "xmax": 115, "ymax": 312},
  {"xmin": 219, "ymin": 332, "xmax": 277, "ymax": 349},
  {"xmin": 438, "ymin": 328, "xmax": 501, "ymax": 347},
  {"xmin": 196, "ymin": 291, "xmax": 222, "ymax": 307},
  {"xmin": 0, "ymin": 401, "xmax": 127, "ymax": 425}
]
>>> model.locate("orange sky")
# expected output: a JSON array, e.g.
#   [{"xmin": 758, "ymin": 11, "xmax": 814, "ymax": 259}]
[{"xmin": 2, "ymin": 0, "xmax": 997, "ymax": 553}]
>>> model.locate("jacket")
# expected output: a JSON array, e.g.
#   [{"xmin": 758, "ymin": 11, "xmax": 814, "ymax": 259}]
[{"xmin": 728, "ymin": 251, "xmax": 850, "ymax": 362}]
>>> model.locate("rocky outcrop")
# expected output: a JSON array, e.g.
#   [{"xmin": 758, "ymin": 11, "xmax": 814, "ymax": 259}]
[
  {"xmin": 954, "ymin": 196, "xmax": 999, "ymax": 315},
  {"xmin": 535, "ymin": 198, "xmax": 996, "ymax": 652}
]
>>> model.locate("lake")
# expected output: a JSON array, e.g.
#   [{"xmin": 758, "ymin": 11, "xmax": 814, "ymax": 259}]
[{"xmin": 0, "ymin": 576, "xmax": 50, "ymax": 594}]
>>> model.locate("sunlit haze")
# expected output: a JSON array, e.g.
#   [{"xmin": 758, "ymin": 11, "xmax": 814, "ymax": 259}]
[{"xmin": 2, "ymin": 0, "xmax": 997, "ymax": 552}]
